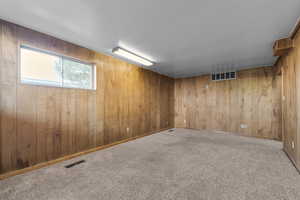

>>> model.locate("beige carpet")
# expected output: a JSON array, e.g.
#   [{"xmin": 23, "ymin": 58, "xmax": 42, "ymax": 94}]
[{"xmin": 1, "ymin": 128, "xmax": 300, "ymax": 200}]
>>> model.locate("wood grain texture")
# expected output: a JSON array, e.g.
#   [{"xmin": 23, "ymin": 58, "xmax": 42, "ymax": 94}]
[
  {"xmin": 273, "ymin": 38, "xmax": 294, "ymax": 56},
  {"xmin": 0, "ymin": 19, "xmax": 174, "ymax": 174},
  {"xmin": 0, "ymin": 21, "xmax": 18, "ymax": 173},
  {"xmin": 175, "ymin": 67, "xmax": 282, "ymax": 140},
  {"xmin": 1, "ymin": 17, "xmax": 289, "ymax": 175},
  {"xmin": 0, "ymin": 127, "xmax": 170, "ymax": 180},
  {"xmin": 276, "ymin": 26, "xmax": 300, "ymax": 171}
]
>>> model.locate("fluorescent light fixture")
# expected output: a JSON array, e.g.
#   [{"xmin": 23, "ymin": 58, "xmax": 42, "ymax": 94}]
[{"xmin": 112, "ymin": 47, "xmax": 154, "ymax": 66}]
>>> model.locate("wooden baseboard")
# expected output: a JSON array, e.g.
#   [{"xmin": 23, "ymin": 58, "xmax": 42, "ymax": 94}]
[
  {"xmin": 175, "ymin": 127, "xmax": 281, "ymax": 141},
  {"xmin": 283, "ymin": 148, "xmax": 300, "ymax": 174},
  {"xmin": 0, "ymin": 127, "xmax": 172, "ymax": 180}
]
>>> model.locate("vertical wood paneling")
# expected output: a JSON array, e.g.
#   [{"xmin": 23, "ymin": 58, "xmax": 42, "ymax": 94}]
[
  {"xmin": 0, "ymin": 22, "xmax": 17, "ymax": 85},
  {"xmin": 175, "ymin": 67, "xmax": 282, "ymax": 140},
  {"xmin": 160, "ymin": 78, "xmax": 168, "ymax": 129},
  {"xmin": 0, "ymin": 20, "xmax": 174, "ymax": 174},
  {"xmin": 75, "ymin": 90, "xmax": 89, "ymax": 152},
  {"xmin": 16, "ymin": 85, "xmax": 37, "ymax": 169},
  {"xmin": 36, "ymin": 87, "xmax": 62, "ymax": 163},
  {"xmin": 168, "ymin": 78, "xmax": 175, "ymax": 128},
  {"xmin": 0, "ymin": 21, "xmax": 18, "ymax": 173},
  {"xmin": 296, "ymin": 36, "xmax": 300, "ymax": 169},
  {"xmin": 278, "ymin": 27, "xmax": 300, "ymax": 170},
  {"xmin": 87, "ymin": 90, "xmax": 97, "ymax": 148},
  {"xmin": 272, "ymin": 67, "xmax": 282, "ymax": 140},
  {"xmin": 0, "ymin": 85, "xmax": 17, "ymax": 172},
  {"xmin": 95, "ymin": 55, "xmax": 105, "ymax": 146},
  {"xmin": 61, "ymin": 89, "xmax": 77, "ymax": 155}
]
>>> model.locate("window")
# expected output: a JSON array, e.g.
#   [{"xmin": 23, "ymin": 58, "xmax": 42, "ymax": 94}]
[{"xmin": 20, "ymin": 46, "xmax": 96, "ymax": 90}]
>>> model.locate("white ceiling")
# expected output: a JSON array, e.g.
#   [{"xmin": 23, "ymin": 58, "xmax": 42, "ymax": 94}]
[{"xmin": 0, "ymin": 0, "xmax": 299, "ymax": 78}]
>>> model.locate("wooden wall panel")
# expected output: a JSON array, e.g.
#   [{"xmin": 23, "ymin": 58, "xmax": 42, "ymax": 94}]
[
  {"xmin": 0, "ymin": 85, "xmax": 17, "ymax": 172},
  {"xmin": 168, "ymin": 78, "xmax": 175, "ymax": 128},
  {"xmin": 0, "ymin": 21, "xmax": 18, "ymax": 173},
  {"xmin": 277, "ymin": 26, "xmax": 300, "ymax": 171},
  {"xmin": 175, "ymin": 67, "xmax": 282, "ymax": 140},
  {"xmin": 16, "ymin": 85, "xmax": 38, "ymax": 168},
  {"xmin": 0, "ymin": 20, "xmax": 174, "ymax": 175},
  {"xmin": 296, "ymin": 34, "xmax": 300, "ymax": 171}
]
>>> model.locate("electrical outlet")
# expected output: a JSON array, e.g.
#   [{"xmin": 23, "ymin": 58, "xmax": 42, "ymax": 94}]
[
  {"xmin": 126, "ymin": 127, "xmax": 129, "ymax": 132},
  {"xmin": 282, "ymin": 96, "xmax": 286, "ymax": 101},
  {"xmin": 184, "ymin": 119, "xmax": 186, "ymax": 124},
  {"xmin": 240, "ymin": 124, "xmax": 248, "ymax": 129},
  {"xmin": 205, "ymin": 84, "xmax": 209, "ymax": 89},
  {"xmin": 292, "ymin": 141, "xmax": 295, "ymax": 149}
]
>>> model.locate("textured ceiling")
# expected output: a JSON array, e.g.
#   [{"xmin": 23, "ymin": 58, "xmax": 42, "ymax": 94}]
[{"xmin": 0, "ymin": 0, "xmax": 299, "ymax": 77}]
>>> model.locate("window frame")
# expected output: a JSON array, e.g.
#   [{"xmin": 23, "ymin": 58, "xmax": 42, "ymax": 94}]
[{"xmin": 19, "ymin": 44, "xmax": 97, "ymax": 90}]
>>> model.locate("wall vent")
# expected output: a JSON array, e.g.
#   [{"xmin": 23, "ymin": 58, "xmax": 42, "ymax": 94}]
[{"xmin": 211, "ymin": 72, "xmax": 236, "ymax": 81}]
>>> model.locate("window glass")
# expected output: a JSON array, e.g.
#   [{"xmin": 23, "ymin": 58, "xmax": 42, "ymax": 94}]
[
  {"xmin": 21, "ymin": 47, "xmax": 62, "ymax": 86},
  {"xmin": 20, "ymin": 46, "xmax": 95, "ymax": 90},
  {"xmin": 62, "ymin": 59, "xmax": 93, "ymax": 89}
]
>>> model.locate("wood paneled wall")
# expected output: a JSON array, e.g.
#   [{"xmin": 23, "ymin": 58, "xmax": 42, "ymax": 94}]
[
  {"xmin": 175, "ymin": 67, "xmax": 282, "ymax": 140},
  {"xmin": 0, "ymin": 20, "xmax": 174, "ymax": 174},
  {"xmin": 276, "ymin": 26, "xmax": 300, "ymax": 171},
  {"xmin": 0, "ymin": 18, "xmax": 292, "ymax": 175}
]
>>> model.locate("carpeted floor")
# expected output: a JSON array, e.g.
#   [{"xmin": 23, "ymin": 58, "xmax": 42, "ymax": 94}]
[{"xmin": 1, "ymin": 128, "xmax": 300, "ymax": 200}]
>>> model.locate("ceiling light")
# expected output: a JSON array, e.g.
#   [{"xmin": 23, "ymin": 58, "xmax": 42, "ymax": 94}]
[{"xmin": 112, "ymin": 47, "xmax": 154, "ymax": 66}]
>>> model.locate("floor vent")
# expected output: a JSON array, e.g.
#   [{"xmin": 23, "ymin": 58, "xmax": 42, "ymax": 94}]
[
  {"xmin": 65, "ymin": 160, "xmax": 86, "ymax": 168},
  {"xmin": 168, "ymin": 129, "xmax": 174, "ymax": 132}
]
